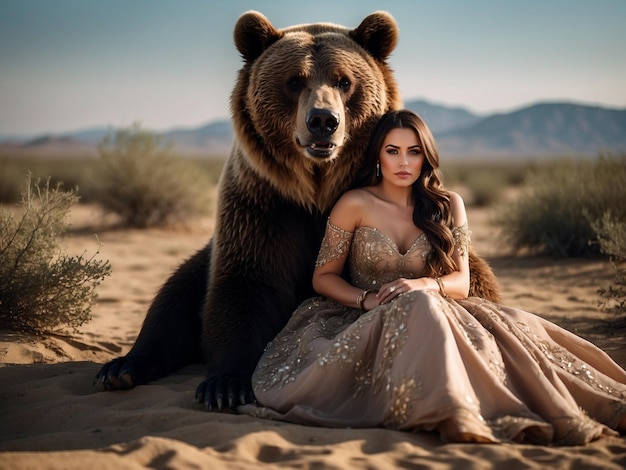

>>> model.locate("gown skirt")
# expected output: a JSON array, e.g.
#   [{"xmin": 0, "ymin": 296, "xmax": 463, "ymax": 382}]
[{"xmin": 241, "ymin": 291, "xmax": 626, "ymax": 445}]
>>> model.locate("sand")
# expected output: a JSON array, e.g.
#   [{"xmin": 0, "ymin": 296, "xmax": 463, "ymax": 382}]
[{"xmin": 1, "ymin": 203, "xmax": 625, "ymax": 469}]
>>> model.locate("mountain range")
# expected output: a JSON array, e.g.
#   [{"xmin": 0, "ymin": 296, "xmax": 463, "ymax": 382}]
[{"xmin": 1, "ymin": 99, "xmax": 625, "ymax": 160}]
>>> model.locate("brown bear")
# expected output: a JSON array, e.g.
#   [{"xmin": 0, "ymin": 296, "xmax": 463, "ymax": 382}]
[{"xmin": 96, "ymin": 10, "xmax": 500, "ymax": 411}]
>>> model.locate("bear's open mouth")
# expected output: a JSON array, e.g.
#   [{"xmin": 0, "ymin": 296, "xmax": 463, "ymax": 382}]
[{"xmin": 306, "ymin": 141, "xmax": 337, "ymax": 158}]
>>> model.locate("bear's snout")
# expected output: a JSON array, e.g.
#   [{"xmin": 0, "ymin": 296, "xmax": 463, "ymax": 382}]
[
  {"xmin": 304, "ymin": 108, "xmax": 341, "ymax": 158},
  {"xmin": 306, "ymin": 108, "xmax": 340, "ymax": 137}
]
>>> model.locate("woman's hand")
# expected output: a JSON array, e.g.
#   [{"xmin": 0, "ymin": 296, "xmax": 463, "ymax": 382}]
[{"xmin": 376, "ymin": 277, "xmax": 435, "ymax": 304}]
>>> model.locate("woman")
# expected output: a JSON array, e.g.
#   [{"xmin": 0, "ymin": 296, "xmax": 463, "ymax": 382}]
[{"xmin": 241, "ymin": 110, "xmax": 626, "ymax": 445}]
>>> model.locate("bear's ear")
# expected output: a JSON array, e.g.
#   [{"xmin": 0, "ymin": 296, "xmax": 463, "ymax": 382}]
[
  {"xmin": 234, "ymin": 10, "xmax": 284, "ymax": 63},
  {"xmin": 349, "ymin": 11, "xmax": 398, "ymax": 61}
]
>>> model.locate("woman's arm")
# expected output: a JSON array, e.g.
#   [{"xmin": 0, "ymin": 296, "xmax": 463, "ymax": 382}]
[
  {"xmin": 433, "ymin": 190, "xmax": 471, "ymax": 299},
  {"xmin": 312, "ymin": 191, "xmax": 379, "ymax": 310}
]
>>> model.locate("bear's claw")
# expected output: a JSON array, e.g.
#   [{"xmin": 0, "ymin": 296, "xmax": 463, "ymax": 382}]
[
  {"xmin": 195, "ymin": 375, "xmax": 255, "ymax": 412},
  {"xmin": 95, "ymin": 357, "xmax": 139, "ymax": 391}
]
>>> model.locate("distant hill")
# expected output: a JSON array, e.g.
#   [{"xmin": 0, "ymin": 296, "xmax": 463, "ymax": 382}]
[
  {"xmin": 0, "ymin": 135, "xmax": 97, "ymax": 158},
  {"xmin": 404, "ymin": 99, "xmax": 482, "ymax": 135},
  {"xmin": 1, "ymin": 100, "xmax": 625, "ymax": 160},
  {"xmin": 66, "ymin": 128, "xmax": 110, "ymax": 145},
  {"xmin": 164, "ymin": 121, "xmax": 233, "ymax": 156},
  {"xmin": 437, "ymin": 102, "xmax": 626, "ymax": 159}
]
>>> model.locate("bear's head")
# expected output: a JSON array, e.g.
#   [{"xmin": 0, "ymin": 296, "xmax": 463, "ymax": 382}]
[{"xmin": 230, "ymin": 11, "xmax": 401, "ymax": 212}]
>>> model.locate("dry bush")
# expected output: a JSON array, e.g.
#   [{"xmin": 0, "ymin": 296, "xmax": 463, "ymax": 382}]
[
  {"xmin": 592, "ymin": 213, "xmax": 626, "ymax": 321},
  {"xmin": 0, "ymin": 176, "xmax": 111, "ymax": 333},
  {"xmin": 96, "ymin": 123, "xmax": 212, "ymax": 228},
  {"xmin": 464, "ymin": 171, "xmax": 506, "ymax": 207},
  {"xmin": 0, "ymin": 157, "xmax": 99, "ymax": 204},
  {"xmin": 0, "ymin": 158, "xmax": 24, "ymax": 203},
  {"xmin": 441, "ymin": 161, "xmax": 529, "ymax": 207},
  {"xmin": 496, "ymin": 154, "xmax": 626, "ymax": 257}
]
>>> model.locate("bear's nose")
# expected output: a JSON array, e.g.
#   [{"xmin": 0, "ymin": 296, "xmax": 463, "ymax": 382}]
[{"xmin": 306, "ymin": 108, "xmax": 340, "ymax": 137}]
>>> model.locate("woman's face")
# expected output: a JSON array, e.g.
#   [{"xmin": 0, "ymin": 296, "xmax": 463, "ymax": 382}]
[{"xmin": 378, "ymin": 128, "xmax": 424, "ymax": 188}]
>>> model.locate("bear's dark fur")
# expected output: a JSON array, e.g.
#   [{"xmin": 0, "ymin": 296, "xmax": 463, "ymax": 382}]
[{"xmin": 96, "ymin": 11, "xmax": 500, "ymax": 411}]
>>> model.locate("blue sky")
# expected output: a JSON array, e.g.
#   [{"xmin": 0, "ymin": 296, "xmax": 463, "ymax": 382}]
[{"xmin": 1, "ymin": 0, "xmax": 625, "ymax": 136}]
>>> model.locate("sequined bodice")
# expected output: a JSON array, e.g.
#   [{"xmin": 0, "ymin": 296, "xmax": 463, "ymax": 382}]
[
  {"xmin": 349, "ymin": 227, "xmax": 432, "ymax": 290},
  {"xmin": 315, "ymin": 220, "xmax": 470, "ymax": 293}
]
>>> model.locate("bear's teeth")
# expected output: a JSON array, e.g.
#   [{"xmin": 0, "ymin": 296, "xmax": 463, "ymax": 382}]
[{"xmin": 310, "ymin": 142, "xmax": 335, "ymax": 149}]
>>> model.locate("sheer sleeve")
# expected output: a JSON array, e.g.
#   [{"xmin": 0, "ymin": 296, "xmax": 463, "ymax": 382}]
[
  {"xmin": 315, "ymin": 220, "xmax": 354, "ymax": 268},
  {"xmin": 452, "ymin": 222, "xmax": 471, "ymax": 258}
]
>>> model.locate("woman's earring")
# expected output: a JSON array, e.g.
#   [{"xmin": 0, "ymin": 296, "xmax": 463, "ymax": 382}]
[{"xmin": 376, "ymin": 161, "xmax": 380, "ymax": 177}]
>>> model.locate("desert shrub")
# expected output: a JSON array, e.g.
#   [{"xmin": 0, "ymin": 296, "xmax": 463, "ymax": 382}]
[
  {"xmin": 592, "ymin": 213, "xmax": 626, "ymax": 320},
  {"xmin": 441, "ymin": 161, "xmax": 530, "ymax": 207},
  {"xmin": 96, "ymin": 123, "xmax": 212, "ymax": 228},
  {"xmin": 0, "ymin": 176, "xmax": 111, "ymax": 333},
  {"xmin": 442, "ymin": 161, "xmax": 530, "ymax": 189},
  {"xmin": 195, "ymin": 158, "xmax": 226, "ymax": 185},
  {"xmin": 0, "ymin": 158, "xmax": 25, "ymax": 203},
  {"xmin": 0, "ymin": 157, "xmax": 98, "ymax": 203},
  {"xmin": 463, "ymin": 171, "xmax": 506, "ymax": 207},
  {"xmin": 496, "ymin": 154, "xmax": 626, "ymax": 257}
]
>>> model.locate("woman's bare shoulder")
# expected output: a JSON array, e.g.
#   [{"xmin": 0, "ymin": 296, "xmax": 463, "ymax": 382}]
[
  {"xmin": 447, "ymin": 190, "xmax": 464, "ymax": 203},
  {"xmin": 329, "ymin": 188, "xmax": 373, "ymax": 230},
  {"xmin": 447, "ymin": 190, "xmax": 468, "ymax": 226},
  {"xmin": 334, "ymin": 188, "xmax": 374, "ymax": 209}
]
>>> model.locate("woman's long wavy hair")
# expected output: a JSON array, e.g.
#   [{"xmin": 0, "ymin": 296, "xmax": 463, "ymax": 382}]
[{"xmin": 356, "ymin": 109, "xmax": 457, "ymax": 276}]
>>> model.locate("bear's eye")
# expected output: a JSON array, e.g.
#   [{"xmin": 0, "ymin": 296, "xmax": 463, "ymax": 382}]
[
  {"xmin": 337, "ymin": 77, "xmax": 351, "ymax": 91},
  {"xmin": 287, "ymin": 76, "xmax": 305, "ymax": 92}
]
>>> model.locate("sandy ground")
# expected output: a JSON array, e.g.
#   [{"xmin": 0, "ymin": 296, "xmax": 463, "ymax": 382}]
[{"xmin": 1, "ymin": 203, "xmax": 625, "ymax": 469}]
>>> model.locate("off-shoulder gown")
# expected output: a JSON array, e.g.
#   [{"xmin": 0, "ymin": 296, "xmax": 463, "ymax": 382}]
[{"xmin": 240, "ymin": 222, "xmax": 626, "ymax": 445}]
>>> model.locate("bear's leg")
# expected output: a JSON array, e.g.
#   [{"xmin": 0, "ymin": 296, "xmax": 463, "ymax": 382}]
[
  {"xmin": 194, "ymin": 275, "xmax": 298, "ymax": 411},
  {"xmin": 194, "ymin": 205, "xmax": 323, "ymax": 412},
  {"xmin": 95, "ymin": 242, "xmax": 211, "ymax": 390}
]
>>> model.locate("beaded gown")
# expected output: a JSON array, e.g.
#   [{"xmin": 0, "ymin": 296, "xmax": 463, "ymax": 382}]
[{"xmin": 241, "ymin": 221, "xmax": 626, "ymax": 445}]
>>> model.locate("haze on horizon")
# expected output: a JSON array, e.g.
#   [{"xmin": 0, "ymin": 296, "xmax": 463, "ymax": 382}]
[{"xmin": 1, "ymin": 0, "xmax": 625, "ymax": 138}]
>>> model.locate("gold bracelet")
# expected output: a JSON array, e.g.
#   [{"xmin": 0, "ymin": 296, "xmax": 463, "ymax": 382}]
[
  {"xmin": 434, "ymin": 277, "xmax": 448, "ymax": 298},
  {"xmin": 356, "ymin": 289, "xmax": 371, "ymax": 310}
]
